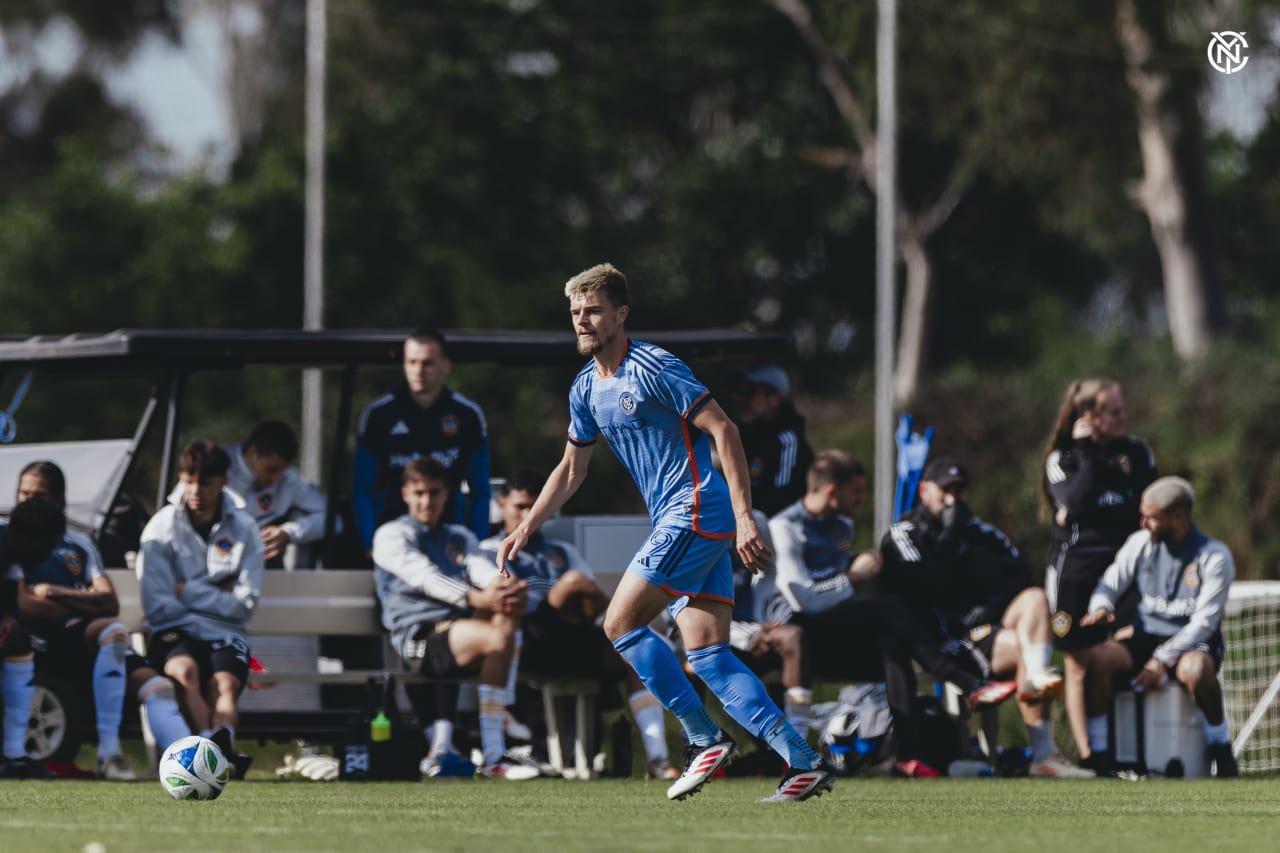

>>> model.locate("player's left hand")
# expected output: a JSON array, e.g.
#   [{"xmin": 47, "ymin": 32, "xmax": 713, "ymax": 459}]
[
  {"xmin": 29, "ymin": 583, "xmax": 53, "ymax": 599},
  {"xmin": 260, "ymin": 525, "xmax": 291, "ymax": 560},
  {"xmin": 1130, "ymin": 658, "xmax": 1168, "ymax": 691},
  {"xmin": 736, "ymin": 517, "xmax": 773, "ymax": 575}
]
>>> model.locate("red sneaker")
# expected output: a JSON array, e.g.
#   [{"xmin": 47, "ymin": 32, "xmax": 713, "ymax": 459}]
[
  {"xmin": 895, "ymin": 759, "xmax": 941, "ymax": 778},
  {"xmin": 965, "ymin": 679, "xmax": 1017, "ymax": 710}
]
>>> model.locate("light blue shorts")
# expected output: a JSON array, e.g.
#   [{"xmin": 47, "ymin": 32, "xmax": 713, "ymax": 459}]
[{"xmin": 627, "ymin": 526, "xmax": 734, "ymax": 607}]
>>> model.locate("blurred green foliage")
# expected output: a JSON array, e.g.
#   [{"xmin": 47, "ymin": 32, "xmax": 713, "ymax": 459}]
[{"xmin": 0, "ymin": 1, "xmax": 1277, "ymax": 574}]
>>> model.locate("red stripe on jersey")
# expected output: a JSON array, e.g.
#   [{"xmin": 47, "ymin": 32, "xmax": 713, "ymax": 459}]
[{"xmin": 595, "ymin": 338, "xmax": 631, "ymax": 379}]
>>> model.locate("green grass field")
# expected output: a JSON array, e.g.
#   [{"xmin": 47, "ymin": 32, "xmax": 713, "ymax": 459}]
[{"xmin": 2, "ymin": 777, "xmax": 1277, "ymax": 853}]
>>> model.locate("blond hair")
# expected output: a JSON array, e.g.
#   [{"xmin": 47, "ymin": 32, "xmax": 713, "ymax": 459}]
[{"xmin": 564, "ymin": 263, "xmax": 630, "ymax": 308}]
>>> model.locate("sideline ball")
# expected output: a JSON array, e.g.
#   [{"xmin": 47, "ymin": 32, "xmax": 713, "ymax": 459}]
[{"xmin": 159, "ymin": 735, "xmax": 231, "ymax": 801}]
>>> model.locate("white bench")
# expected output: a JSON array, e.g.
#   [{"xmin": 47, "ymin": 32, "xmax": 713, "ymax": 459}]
[{"xmin": 106, "ymin": 569, "xmax": 599, "ymax": 778}]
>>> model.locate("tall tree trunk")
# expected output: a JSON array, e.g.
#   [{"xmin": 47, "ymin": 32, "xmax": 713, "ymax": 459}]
[
  {"xmin": 895, "ymin": 233, "xmax": 930, "ymax": 405},
  {"xmin": 1116, "ymin": 0, "xmax": 1222, "ymax": 362}
]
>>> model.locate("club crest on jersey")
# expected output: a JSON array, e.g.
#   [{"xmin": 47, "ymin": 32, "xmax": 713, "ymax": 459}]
[
  {"xmin": 749, "ymin": 457, "xmax": 763, "ymax": 478},
  {"xmin": 968, "ymin": 623, "xmax": 993, "ymax": 643},
  {"xmin": 63, "ymin": 550, "xmax": 83, "ymax": 577},
  {"xmin": 445, "ymin": 541, "xmax": 465, "ymax": 565},
  {"xmin": 618, "ymin": 392, "xmax": 637, "ymax": 415},
  {"xmin": 213, "ymin": 536, "xmax": 234, "ymax": 553},
  {"xmin": 257, "ymin": 492, "xmax": 275, "ymax": 512},
  {"xmin": 546, "ymin": 547, "xmax": 567, "ymax": 570},
  {"xmin": 1051, "ymin": 611, "xmax": 1072, "ymax": 637},
  {"xmin": 441, "ymin": 414, "xmax": 460, "ymax": 437},
  {"xmin": 1116, "ymin": 454, "xmax": 1132, "ymax": 475},
  {"xmin": 1184, "ymin": 563, "xmax": 1201, "ymax": 588},
  {"xmin": 160, "ymin": 631, "xmax": 181, "ymax": 643}
]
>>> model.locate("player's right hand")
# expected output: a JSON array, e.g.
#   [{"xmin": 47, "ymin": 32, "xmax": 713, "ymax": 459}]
[
  {"xmin": 494, "ymin": 529, "xmax": 527, "ymax": 577},
  {"xmin": 1079, "ymin": 607, "xmax": 1114, "ymax": 627}
]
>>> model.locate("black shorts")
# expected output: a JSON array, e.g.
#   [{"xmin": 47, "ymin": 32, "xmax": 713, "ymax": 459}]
[
  {"xmin": 0, "ymin": 614, "xmax": 31, "ymax": 656},
  {"xmin": 519, "ymin": 602, "xmax": 617, "ymax": 680},
  {"xmin": 147, "ymin": 629, "xmax": 251, "ymax": 687},
  {"xmin": 402, "ymin": 621, "xmax": 472, "ymax": 680},
  {"xmin": 792, "ymin": 598, "xmax": 885, "ymax": 682},
  {"xmin": 1120, "ymin": 631, "xmax": 1224, "ymax": 676},
  {"xmin": 31, "ymin": 618, "xmax": 150, "ymax": 681},
  {"xmin": 1047, "ymin": 546, "xmax": 1137, "ymax": 651}
]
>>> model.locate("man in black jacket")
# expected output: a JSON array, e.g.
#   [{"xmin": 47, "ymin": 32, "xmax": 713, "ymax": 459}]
[
  {"xmin": 879, "ymin": 457, "xmax": 1089, "ymax": 778},
  {"xmin": 735, "ymin": 365, "xmax": 814, "ymax": 517}
]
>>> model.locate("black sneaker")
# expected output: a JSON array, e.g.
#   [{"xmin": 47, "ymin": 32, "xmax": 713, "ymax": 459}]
[
  {"xmin": 207, "ymin": 727, "xmax": 251, "ymax": 779},
  {"xmin": 760, "ymin": 762, "xmax": 835, "ymax": 802},
  {"xmin": 0, "ymin": 756, "xmax": 57, "ymax": 780},
  {"xmin": 208, "ymin": 726, "xmax": 235, "ymax": 758},
  {"xmin": 666, "ymin": 735, "xmax": 737, "ymax": 801},
  {"xmin": 1209, "ymin": 743, "xmax": 1239, "ymax": 778}
]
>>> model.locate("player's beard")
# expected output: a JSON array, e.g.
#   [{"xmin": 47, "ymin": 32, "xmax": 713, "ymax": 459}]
[{"xmin": 576, "ymin": 329, "xmax": 611, "ymax": 356}]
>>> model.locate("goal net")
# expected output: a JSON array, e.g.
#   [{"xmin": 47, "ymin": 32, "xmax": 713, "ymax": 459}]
[{"xmin": 1223, "ymin": 581, "xmax": 1280, "ymax": 774}]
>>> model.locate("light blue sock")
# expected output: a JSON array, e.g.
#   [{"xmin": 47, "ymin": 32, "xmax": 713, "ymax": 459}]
[
  {"xmin": 612, "ymin": 627, "xmax": 718, "ymax": 747},
  {"xmin": 2, "ymin": 659, "xmax": 35, "ymax": 760},
  {"xmin": 139, "ymin": 676, "xmax": 191, "ymax": 753},
  {"xmin": 93, "ymin": 625, "xmax": 129, "ymax": 759},
  {"xmin": 687, "ymin": 643, "xmax": 820, "ymax": 770}
]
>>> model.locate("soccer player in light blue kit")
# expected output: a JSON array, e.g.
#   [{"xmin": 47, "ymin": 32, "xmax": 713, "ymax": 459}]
[{"xmin": 497, "ymin": 263, "xmax": 832, "ymax": 802}]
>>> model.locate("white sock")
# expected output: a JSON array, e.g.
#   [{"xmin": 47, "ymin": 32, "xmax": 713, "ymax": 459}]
[
  {"xmin": 629, "ymin": 690, "xmax": 668, "ymax": 762},
  {"xmin": 502, "ymin": 630, "xmax": 522, "ymax": 707},
  {"xmin": 478, "ymin": 685, "xmax": 506, "ymax": 767},
  {"xmin": 1086, "ymin": 715, "xmax": 1109, "ymax": 752},
  {"xmin": 1204, "ymin": 719, "xmax": 1231, "ymax": 746},
  {"xmin": 430, "ymin": 719, "xmax": 454, "ymax": 756},
  {"xmin": 784, "ymin": 687, "xmax": 813, "ymax": 739},
  {"xmin": 93, "ymin": 626, "xmax": 129, "ymax": 760},
  {"xmin": 2, "ymin": 659, "xmax": 34, "ymax": 759},
  {"xmin": 139, "ymin": 676, "xmax": 191, "ymax": 752},
  {"xmin": 1027, "ymin": 720, "xmax": 1053, "ymax": 761},
  {"xmin": 1022, "ymin": 642, "xmax": 1052, "ymax": 679}
]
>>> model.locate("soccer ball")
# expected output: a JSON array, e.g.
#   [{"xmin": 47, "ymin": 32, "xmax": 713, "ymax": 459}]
[{"xmin": 159, "ymin": 735, "xmax": 231, "ymax": 801}]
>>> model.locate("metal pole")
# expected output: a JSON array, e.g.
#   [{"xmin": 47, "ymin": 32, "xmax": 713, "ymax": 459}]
[
  {"xmin": 302, "ymin": 0, "xmax": 327, "ymax": 484},
  {"xmin": 874, "ymin": 0, "xmax": 898, "ymax": 538}
]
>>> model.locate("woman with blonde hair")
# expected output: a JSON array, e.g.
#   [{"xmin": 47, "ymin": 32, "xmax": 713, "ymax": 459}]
[{"xmin": 1041, "ymin": 378, "xmax": 1156, "ymax": 768}]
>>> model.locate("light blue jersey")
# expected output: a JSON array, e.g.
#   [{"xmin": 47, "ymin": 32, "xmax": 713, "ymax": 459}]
[{"xmin": 568, "ymin": 339, "xmax": 734, "ymax": 538}]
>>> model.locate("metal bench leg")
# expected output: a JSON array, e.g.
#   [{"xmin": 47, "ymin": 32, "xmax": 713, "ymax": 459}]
[
  {"xmin": 573, "ymin": 691, "xmax": 592, "ymax": 779},
  {"xmin": 542, "ymin": 688, "xmax": 565, "ymax": 775}
]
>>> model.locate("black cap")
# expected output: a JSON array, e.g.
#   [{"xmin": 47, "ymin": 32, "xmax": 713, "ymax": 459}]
[{"xmin": 921, "ymin": 457, "xmax": 968, "ymax": 490}]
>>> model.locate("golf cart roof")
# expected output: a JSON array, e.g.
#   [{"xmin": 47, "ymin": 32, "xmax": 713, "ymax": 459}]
[{"xmin": 0, "ymin": 328, "xmax": 783, "ymax": 371}]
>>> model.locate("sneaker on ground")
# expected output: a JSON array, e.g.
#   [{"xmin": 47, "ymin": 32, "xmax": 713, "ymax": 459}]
[
  {"xmin": 421, "ymin": 750, "xmax": 477, "ymax": 778},
  {"xmin": 97, "ymin": 754, "xmax": 142, "ymax": 782},
  {"xmin": 1018, "ymin": 668, "xmax": 1065, "ymax": 703},
  {"xmin": 504, "ymin": 746, "xmax": 558, "ymax": 778},
  {"xmin": 1209, "ymin": 743, "xmax": 1239, "ymax": 778},
  {"xmin": 503, "ymin": 713, "xmax": 533, "ymax": 743},
  {"xmin": 1029, "ymin": 752, "xmax": 1094, "ymax": 778},
  {"xmin": 0, "ymin": 756, "xmax": 57, "ymax": 780},
  {"xmin": 480, "ymin": 758, "xmax": 541, "ymax": 780},
  {"xmin": 208, "ymin": 726, "xmax": 235, "ymax": 758},
  {"xmin": 965, "ymin": 679, "xmax": 1018, "ymax": 710},
  {"xmin": 760, "ymin": 762, "xmax": 835, "ymax": 802},
  {"xmin": 646, "ymin": 757, "xmax": 680, "ymax": 780},
  {"xmin": 893, "ymin": 759, "xmax": 941, "ymax": 778},
  {"xmin": 667, "ymin": 735, "xmax": 737, "ymax": 801}
]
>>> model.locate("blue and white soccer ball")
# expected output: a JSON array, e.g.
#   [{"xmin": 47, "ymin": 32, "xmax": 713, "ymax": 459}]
[{"xmin": 159, "ymin": 735, "xmax": 231, "ymax": 801}]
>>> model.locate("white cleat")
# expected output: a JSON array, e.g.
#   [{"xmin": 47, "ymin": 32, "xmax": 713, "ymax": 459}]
[
  {"xmin": 761, "ymin": 763, "xmax": 835, "ymax": 802},
  {"xmin": 1029, "ymin": 752, "xmax": 1094, "ymax": 778},
  {"xmin": 667, "ymin": 735, "xmax": 737, "ymax": 801},
  {"xmin": 1019, "ymin": 668, "xmax": 1065, "ymax": 704}
]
